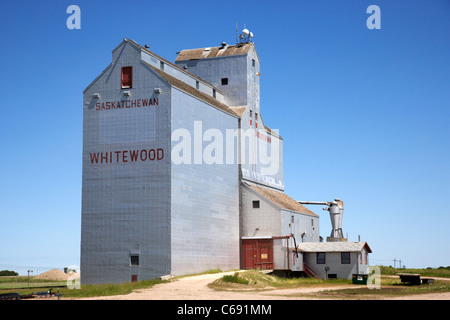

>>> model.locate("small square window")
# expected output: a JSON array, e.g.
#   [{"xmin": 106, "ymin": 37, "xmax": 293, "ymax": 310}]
[
  {"xmin": 221, "ymin": 78, "xmax": 228, "ymax": 85},
  {"xmin": 252, "ymin": 200, "xmax": 260, "ymax": 208},
  {"xmin": 341, "ymin": 252, "xmax": 351, "ymax": 264},
  {"xmin": 130, "ymin": 255, "xmax": 139, "ymax": 266},
  {"xmin": 317, "ymin": 252, "xmax": 326, "ymax": 264}
]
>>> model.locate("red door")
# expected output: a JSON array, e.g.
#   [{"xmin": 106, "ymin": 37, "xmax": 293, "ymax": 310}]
[{"xmin": 241, "ymin": 239, "xmax": 273, "ymax": 270}]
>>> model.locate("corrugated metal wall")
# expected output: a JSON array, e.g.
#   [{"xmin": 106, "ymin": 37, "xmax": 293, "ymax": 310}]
[
  {"xmin": 170, "ymin": 88, "xmax": 240, "ymax": 275},
  {"xmin": 81, "ymin": 43, "xmax": 172, "ymax": 284}
]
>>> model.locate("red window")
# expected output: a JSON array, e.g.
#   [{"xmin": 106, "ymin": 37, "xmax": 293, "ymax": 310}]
[
  {"xmin": 121, "ymin": 66, "xmax": 133, "ymax": 89},
  {"xmin": 255, "ymin": 123, "xmax": 258, "ymax": 128}
]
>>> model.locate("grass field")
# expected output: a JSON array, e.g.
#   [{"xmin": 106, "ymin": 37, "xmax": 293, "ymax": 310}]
[
  {"xmin": 1, "ymin": 266, "xmax": 449, "ymax": 299},
  {"xmin": 208, "ymin": 268, "xmax": 450, "ymax": 299}
]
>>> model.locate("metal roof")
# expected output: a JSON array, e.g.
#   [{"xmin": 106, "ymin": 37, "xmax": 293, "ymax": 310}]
[
  {"xmin": 175, "ymin": 43, "xmax": 254, "ymax": 61},
  {"xmin": 245, "ymin": 183, "xmax": 318, "ymax": 217},
  {"xmin": 298, "ymin": 241, "xmax": 372, "ymax": 253},
  {"xmin": 144, "ymin": 62, "xmax": 239, "ymax": 118}
]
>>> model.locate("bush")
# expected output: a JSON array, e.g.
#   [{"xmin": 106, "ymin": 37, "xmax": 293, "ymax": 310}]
[
  {"xmin": 221, "ymin": 272, "xmax": 249, "ymax": 285},
  {"xmin": 0, "ymin": 270, "xmax": 18, "ymax": 276}
]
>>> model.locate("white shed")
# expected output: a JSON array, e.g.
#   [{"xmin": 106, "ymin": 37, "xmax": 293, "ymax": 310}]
[{"xmin": 298, "ymin": 241, "xmax": 372, "ymax": 280}]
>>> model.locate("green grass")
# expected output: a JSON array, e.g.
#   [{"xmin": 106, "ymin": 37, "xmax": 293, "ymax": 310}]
[
  {"xmin": 378, "ymin": 266, "xmax": 450, "ymax": 278},
  {"xmin": 0, "ymin": 276, "xmax": 166, "ymax": 298},
  {"xmin": 209, "ymin": 269, "xmax": 450, "ymax": 299},
  {"xmin": 59, "ymin": 278, "xmax": 165, "ymax": 298},
  {"xmin": 209, "ymin": 270, "xmax": 350, "ymax": 291},
  {"xmin": 221, "ymin": 272, "xmax": 249, "ymax": 285}
]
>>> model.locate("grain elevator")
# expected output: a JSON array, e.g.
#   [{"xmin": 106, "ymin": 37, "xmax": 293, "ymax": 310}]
[{"xmin": 81, "ymin": 31, "xmax": 371, "ymax": 284}]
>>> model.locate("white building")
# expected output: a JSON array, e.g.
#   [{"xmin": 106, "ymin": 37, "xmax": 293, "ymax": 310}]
[{"xmin": 81, "ymin": 36, "xmax": 371, "ymax": 284}]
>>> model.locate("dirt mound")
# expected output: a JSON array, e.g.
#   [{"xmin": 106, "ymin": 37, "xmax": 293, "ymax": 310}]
[{"xmin": 35, "ymin": 269, "xmax": 79, "ymax": 281}]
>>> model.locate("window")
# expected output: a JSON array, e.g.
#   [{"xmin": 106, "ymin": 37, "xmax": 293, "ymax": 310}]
[
  {"xmin": 160, "ymin": 61, "xmax": 164, "ymax": 71},
  {"xmin": 121, "ymin": 66, "xmax": 132, "ymax": 89},
  {"xmin": 311, "ymin": 219, "xmax": 314, "ymax": 226},
  {"xmin": 365, "ymin": 252, "xmax": 369, "ymax": 265},
  {"xmin": 249, "ymin": 110, "xmax": 253, "ymax": 117},
  {"xmin": 341, "ymin": 252, "xmax": 351, "ymax": 264},
  {"xmin": 221, "ymin": 78, "xmax": 228, "ymax": 85},
  {"xmin": 255, "ymin": 113, "xmax": 258, "ymax": 120},
  {"xmin": 196, "ymin": 81, "xmax": 199, "ymax": 89},
  {"xmin": 252, "ymin": 200, "xmax": 260, "ymax": 208},
  {"xmin": 252, "ymin": 59, "xmax": 255, "ymax": 67},
  {"xmin": 130, "ymin": 255, "xmax": 139, "ymax": 266},
  {"xmin": 316, "ymin": 252, "xmax": 325, "ymax": 264},
  {"xmin": 213, "ymin": 89, "xmax": 216, "ymax": 98}
]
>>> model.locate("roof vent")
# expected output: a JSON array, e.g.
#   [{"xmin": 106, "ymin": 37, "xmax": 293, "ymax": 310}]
[
  {"xmin": 204, "ymin": 47, "xmax": 211, "ymax": 51},
  {"xmin": 145, "ymin": 44, "xmax": 149, "ymax": 49},
  {"xmin": 220, "ymin": 42, "xmax": 228, "ymax": 49}
]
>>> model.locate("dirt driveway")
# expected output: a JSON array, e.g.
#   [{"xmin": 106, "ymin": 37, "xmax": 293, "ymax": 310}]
[{"xmin": 80, "ymin": 271, "xmax": 450, "ymax": 300}]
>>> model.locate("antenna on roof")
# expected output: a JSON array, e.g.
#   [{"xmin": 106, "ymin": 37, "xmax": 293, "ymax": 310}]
[{"xmin": 236, "ymin": 23, "xmax": 253, "ymax": 45}]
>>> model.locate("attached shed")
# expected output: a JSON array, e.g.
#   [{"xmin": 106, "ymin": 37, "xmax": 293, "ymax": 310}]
[
  {"xmin": 240, "ymin": 182, "xmax": 320, "ymax": 272},
  {"xmin": 298, "ymin": 242, "xmax": 372, "ymax": 279}
]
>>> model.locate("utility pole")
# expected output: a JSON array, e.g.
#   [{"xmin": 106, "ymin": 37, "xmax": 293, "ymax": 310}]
[
  {"xmin": 393, "ymin": 258, "xmax": 396, "ymax": 268},
  {"xmin": 27, "ymin": 270, "xmax": 33, "ymax": 288}
]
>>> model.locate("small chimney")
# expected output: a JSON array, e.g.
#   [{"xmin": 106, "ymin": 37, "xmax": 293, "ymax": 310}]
[{"xmin": 220, "ymin": 42, "xmax": 227, "ymax": 49}]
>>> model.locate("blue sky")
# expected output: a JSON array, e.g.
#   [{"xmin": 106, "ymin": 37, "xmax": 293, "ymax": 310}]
[{"xmin": 0, "ymin": 0, "xmax": 449, "ymax": 274}]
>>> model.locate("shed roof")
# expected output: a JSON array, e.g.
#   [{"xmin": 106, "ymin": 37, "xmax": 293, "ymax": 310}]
[
  {"xmin": 175, "ymin": 43, "xmax": 254, "ymax": 61},
  {"xmin": 246, "ymin": 183, "xmax": 318, "ymax": 217},
  {"xmin": 298, "ymin": 241, "xmax": 372, "ymax": 253},
  {"xmin": 144, "ymin": 62, "xmax": 238, "ymax": 118}
]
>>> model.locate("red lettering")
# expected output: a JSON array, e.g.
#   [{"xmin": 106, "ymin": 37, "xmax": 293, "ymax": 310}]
[
  {"xmin": 101, "ymin": 102, "xmax": 105, "ymax": 110},
  {"xmin": 101, "ymin": 152, "xmax": 108, "ymax": 164},
  {"xmin": 149, "ymin": 149, "xmax": 155, "ymax": 160},
  {"xmin": 137, "ymin": 99, "xmax": 141, "ymax": 107},
  {"xmin": 96, "ymin": 102, "xmax": 100, "ymax": 111},
  {"xmin": 115, "ymin": 151, "xmax": 121, "ymax": 162},
  {"xmin": 131, "ymin": 100, "xmax": 136, "ymax": 108},
  {"xmin": 90, "ymin": 153, "xmax": 99, "ymax": 164},
  {"xmin": 126, "ymin": 100, "xmax": 130, "ymax": 108},
  {"xmin": 106, "ymin": 102, "xmax": 111, "ymax": 110},
  {"xmin": 153, "ymin": 98, "xmax": 159, "ymax": 106},
  {"xmin": 140, "ymin": 149, "xmax": 147, "ymax": 161},
  {"xmin": 142, "ymin": 99, "xmax": 149, "ymax": 106},
  {"xmin": 157, "ymin": 148, "xmax": 164, "ymax": 160},
  {"xmin": 90, "ymin": 148, "xmax": 164, "ymax": 164},
  {"xmin": 130, "ymin": 150, "xmax": 139, "ymax": 162}
]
